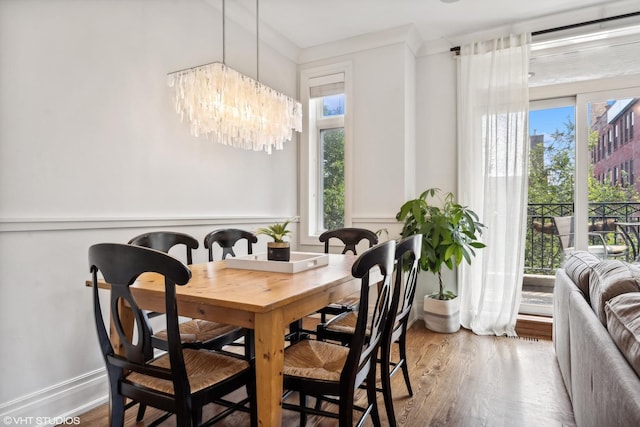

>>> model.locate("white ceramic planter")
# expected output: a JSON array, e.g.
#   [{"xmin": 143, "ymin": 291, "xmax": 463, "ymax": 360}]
[{"xmin": 423, "ymin": 295, "xmax": 461, "ymax": 333}]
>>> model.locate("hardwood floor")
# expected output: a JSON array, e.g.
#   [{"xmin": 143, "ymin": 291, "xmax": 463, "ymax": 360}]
[{"xmin": 75, "ymin": 322, "xmax": 575, "ymax": 426}]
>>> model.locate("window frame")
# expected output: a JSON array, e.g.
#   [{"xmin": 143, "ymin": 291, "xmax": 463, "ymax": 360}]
[{"xmin": 298, "ymin": 62, "xmax": 353, "ymax": 246}]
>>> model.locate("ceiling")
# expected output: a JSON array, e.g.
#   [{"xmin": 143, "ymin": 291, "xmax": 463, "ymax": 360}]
[
  {"xmin": 206, "ymin": 0, "xmax": 640, "ymax": 86},
  {"xmin": 224, "ymin": 0, "xmax": 637, "ymax": 50}
]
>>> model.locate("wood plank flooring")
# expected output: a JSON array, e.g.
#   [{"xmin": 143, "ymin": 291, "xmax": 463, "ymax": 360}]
[{"xmin": 74, "ymin": 321, "xmax": 575, "ymax": 426}]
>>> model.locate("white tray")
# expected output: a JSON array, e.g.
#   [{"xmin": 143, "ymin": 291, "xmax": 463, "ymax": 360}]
[{"xmin": 225, "ymin": 252, "xmax": 329, "ymax": 274}]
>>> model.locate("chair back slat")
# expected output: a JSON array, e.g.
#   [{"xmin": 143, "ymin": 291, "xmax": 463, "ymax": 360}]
[
  {"xmin": 128, "ymin": 231, "xmax": 199, "ymax": 264},
  {"xmin": 319, "ymin": 227, "xmax": 378, "ymax": 255},
  {"xmin": 204, "ymin": 228, "xmax": 258, "ymax": 261}
]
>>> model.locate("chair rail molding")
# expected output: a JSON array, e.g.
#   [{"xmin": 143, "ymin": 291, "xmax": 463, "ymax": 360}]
[
  {"xmin": 0, "ymin": 216, "xmax": 299, "ymax": 233},
  {"xmin": 351, "ymin": 215, "xmax": 400, "ymax": 224}
]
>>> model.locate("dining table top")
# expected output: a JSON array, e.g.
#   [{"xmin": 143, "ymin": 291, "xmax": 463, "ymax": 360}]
[{"xmin": 91, "ymin": 252, "xmax": 358, "ymax": 314}]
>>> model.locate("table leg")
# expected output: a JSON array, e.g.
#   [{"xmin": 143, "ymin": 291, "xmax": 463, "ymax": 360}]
[
  {"xmin": 110, "ymin": 298, "xmax": 134, "ymax": 356},
  {"xmin": 254, "ymin": 310, "xmax": 285, "ymax": 427}
]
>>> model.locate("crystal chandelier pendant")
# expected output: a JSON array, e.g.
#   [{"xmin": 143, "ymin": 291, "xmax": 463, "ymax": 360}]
[
  {"xmin": 167, "ymin": 0, "xmax": 302, "ymax": 154},
  {"xmin": 168, "ymin": 63, "xmax": 302, "ymax": 154}
]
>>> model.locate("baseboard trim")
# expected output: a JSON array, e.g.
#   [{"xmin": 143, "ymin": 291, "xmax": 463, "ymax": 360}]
[
  {"xmin": 516, "ymin": 314, "xmax": 553, "ymax": 340},
  {"xmin": 0, "ymin": 369, "xmax": 107, "ymax": 426}
]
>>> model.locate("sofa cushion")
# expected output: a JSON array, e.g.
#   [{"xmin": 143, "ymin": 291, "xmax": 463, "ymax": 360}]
[
  {"xmin": 605, "ymin": 292, "xmax": 640, "ymax": 378},
  {"xmin": 562, "ymin": 250, "xmax": 600, "ymax": 299},
  {"xmin": 589, "ymin": 260, "xmax": 640, "ymax": 325}
]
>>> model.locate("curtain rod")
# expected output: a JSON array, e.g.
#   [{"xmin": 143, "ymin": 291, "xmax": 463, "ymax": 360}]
[{"xmin": 449, "ymin": 10, "xmax": 640, "ymax": 53}]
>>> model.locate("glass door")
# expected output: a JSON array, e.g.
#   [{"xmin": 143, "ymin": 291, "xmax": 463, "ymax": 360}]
[
  {"xmin": 576, "ymin": 89, "xmax": 640, "ymax": 262},
  {"xmin": 523, "ymin": 99, "xmax": 575, "ymax": 316}
]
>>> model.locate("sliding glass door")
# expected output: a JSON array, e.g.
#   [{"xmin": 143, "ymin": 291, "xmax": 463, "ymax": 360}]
[
  {"xmin": 523, "ymin": 88, "xmax": 640, "ymax": 316},
  {"xmin": 576, "ymin": 89, "xmax": 640, "ymax": 260}
]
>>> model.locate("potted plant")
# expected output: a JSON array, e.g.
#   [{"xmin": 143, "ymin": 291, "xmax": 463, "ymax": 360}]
[
  {"xmin": 396, "ymin": 188, "xmax": 486, "ymax": 333},
  {"xmin": 257, "ymin": 220, "xmax": 292, "ymax": 262}
]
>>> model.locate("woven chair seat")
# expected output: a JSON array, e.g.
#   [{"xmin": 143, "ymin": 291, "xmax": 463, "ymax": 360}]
[
  {"xmin": 283, "ymin": 340, "xmax": 349, "ymax": 382},
  {"xmin": 127, "ymin": 348, "xmax": 249, "ymax": 394},
  {"xmin": 323, "ymin": 310, "xmax": 389, "ymax": 337},
  {"xmin": 326, "ymin": 294, "xmax": 359, "ymax": 310},
  {"xmin": 324, "ymin": 312, "xmax": 359, "ymax": 336},
  {"xmin": 154, "ymin": 319, "xmax": 241, "ymax": 344}
]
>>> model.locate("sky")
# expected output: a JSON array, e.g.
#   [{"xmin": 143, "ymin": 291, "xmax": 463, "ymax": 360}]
[{"xmin": 530, "ymin": 106, "xmax": 575, "ymax": 141}]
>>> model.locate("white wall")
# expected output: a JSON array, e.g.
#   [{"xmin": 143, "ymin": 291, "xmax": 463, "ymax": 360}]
[
  {"xmin": 350, "ymin": 44, "xmax": 411, "ymax": 220},
  {"xmin": 0, "ymin": 0, "xmax": 298, "ymax": 219},
  {"xmin": 415, "ymin": 51, "xmax": 457, "ymax": 194},
  {"xmin": 297, "ymin": 37, "xmax": 422, "ymax": 250},
  {"xmin": 414, "ymin": 50, "xmax": 459, "ymax": 301},
  {"xmin": 0, "ymin": 0, "xmax": 299, "ymax": 418}
]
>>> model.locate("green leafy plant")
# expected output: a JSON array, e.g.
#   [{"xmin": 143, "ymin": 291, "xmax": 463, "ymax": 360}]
[
  {"xmin": 256, "ymin": 220, "xmax": 291, "ymax": 243},
  {"xmin": 396, "ymin": 188, "xmax": 486, "ymax": 300}
]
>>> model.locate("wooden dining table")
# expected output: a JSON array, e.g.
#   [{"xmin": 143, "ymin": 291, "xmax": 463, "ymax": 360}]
[{"xmin": 90, "ymin": 253, "xmax": 360, "ymax": 427}]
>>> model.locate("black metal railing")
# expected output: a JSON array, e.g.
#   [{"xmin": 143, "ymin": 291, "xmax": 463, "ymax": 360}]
[{"xmin": 525, "ymin": 202, "xmax": 640, "ymax": 275}]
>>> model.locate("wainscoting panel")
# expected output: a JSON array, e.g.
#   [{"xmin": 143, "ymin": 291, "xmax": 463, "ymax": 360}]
[
  {"xmin": 0, "ymin": 215, "xmax": 296, "ymax": 424},
  {"xmin": 0, "ymin": 369, "xmax": 107, "ymax": 426}
]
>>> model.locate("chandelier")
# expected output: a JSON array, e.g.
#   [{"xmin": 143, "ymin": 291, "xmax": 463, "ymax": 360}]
[{"xmin": 167, "ymin": 0, "xmax": 302, "ymax": 154}]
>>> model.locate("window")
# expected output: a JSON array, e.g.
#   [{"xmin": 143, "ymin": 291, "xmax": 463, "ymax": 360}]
[
  {"xmin": 312, "ymin": 81, "xmax": 345, "ymax": 232},
  {"xmin": 299, "ymin": 63, "xmax": 352, "ymax": 245},
  {"xmin": 317, "ymin": 126, "xmax": 344, "ymax": 230}
]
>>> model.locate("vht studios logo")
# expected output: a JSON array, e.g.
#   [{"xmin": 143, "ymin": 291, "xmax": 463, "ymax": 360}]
[{"xmin": 3, "ymin": 416, "xmax": 81, "ymax": 425}]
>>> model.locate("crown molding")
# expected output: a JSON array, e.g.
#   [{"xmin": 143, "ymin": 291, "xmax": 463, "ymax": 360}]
[{"xmin": 298, "ymin": 24, "xmax": 423, "ymax": 64}]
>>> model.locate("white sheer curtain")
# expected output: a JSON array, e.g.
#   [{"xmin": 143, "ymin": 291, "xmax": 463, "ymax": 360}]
[{"xmin": 457, "ymin": 33, "xmax": 530, "ymax": 336}]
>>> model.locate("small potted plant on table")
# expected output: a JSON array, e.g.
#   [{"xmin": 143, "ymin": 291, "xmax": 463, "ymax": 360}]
[
  {"xmin": 257, "ymin": 220, "xmax": 291, "ymax": 262},
  {"xmin": 396, "ymin": 188, "xmax": 486, "ymax": 333}
]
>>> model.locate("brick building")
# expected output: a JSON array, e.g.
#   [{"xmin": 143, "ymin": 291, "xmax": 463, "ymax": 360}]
[{"xmin": 591, "ymin": 98, "xmax": 640, "ymax": 194}]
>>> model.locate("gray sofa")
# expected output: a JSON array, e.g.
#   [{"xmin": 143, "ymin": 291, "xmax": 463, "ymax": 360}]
[{"xmin": 554, "ymin": 251, "xmax": 640, "ymax": 426}]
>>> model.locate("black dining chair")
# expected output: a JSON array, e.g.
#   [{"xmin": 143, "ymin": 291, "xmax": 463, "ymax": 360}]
[
  {"xmin": 89, "ymin": 243, "xmax": 256, "ymax": 427},
  {"xmin": 128, "ymin": 231, "xmax": 247, "ymax": 354},
  {"xmin": 287, "ymin": 227, "xmax": 379, "ymax": 343},
  {"xmin": 281, "ymin": 240, "xmax": 395, "ymax": 427},
  {"xmin": 203, "ymin": 228, "xmax": 258, "ymax": 261},
  {"xmin": 316, "ymin": 235, "xmax": 422, "ymax": 426},
  {"xmin": 202, "ymin": 228, "xmax": 258, "ymax": 357},
  {"xmin": 317, "ymin": 227, "xmax": 379, "ymax": 321}
]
